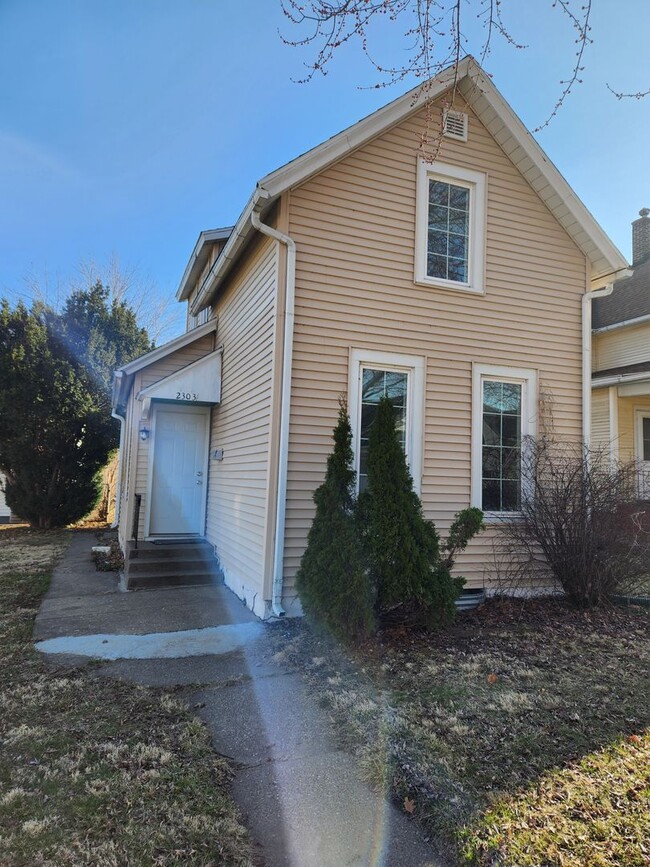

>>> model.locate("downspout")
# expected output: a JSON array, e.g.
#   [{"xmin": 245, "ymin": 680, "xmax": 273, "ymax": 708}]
[
  {"xmin": 111, "ymin": 371, "xmax": 126, "ymax": 529},
  {"xmin": 582, "ymin": 283, "xmax": 614, "ymax": 449},
  {"xmin": 251, "ymin": 204, "xmax": 296, "ymax": 617}
]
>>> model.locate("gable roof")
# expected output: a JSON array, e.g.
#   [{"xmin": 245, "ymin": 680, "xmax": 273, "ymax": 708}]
[
  {"xmin": 176, "ymin": 227, "xmax": 233, "ymax": 302},
  {"xmin": 190, "ymin": 56, "xmax": 627, "ymax": 315},
  {"xmin": 593, "ymin": 257, "xmax": 650, "ymax": 330},
  {"xmin": 111, "ymin": 318, "xmax": 217, "ymax": 411}
]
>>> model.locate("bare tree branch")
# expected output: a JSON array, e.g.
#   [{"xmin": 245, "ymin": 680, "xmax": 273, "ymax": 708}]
[
  {"xmin": 534, "ymin": 0, "xmax": 592, "ymax": 132},
  {"xmin": 14, "ymin": 256, "xmax": 182, "ymax": 345},
  {"xmin": 280, "ymin": 0, "xmax": 640, "ymax": 132},
  {"xmin": 607, "ymin": 82, "xmax": 650, "ymax": 100}
]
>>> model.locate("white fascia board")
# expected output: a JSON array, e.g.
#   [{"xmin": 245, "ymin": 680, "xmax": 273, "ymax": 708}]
[
  {"xmin": 258, "ymin": 59, "xmax": 471, "ymax": 198},
  {"xmin": 136, "ymin": 349, "xmax": 223, "ymax": 403},
  {"xmin": 192, "ymin": 61, "xmax": 472, "ymax": 314},
  {"xmin": 176, "ymin": 227, "xmax": 233, "ymax": 302},
  {"xmin": 189, "ymin": 190, "xmax": 263, "ymax": 316},
  {"xmin": 459, "ymin": 64, "xmax": 628, "ymax": 279},
  {"xmin": 116, "ymin": 319, "xmax": 217, "ymax": 377},
  {"xmin": 619, "ymin": 380, "xmax": 650, "ymax": 397},
  {"xmin": 193, "ymin": 54, "xmax": 627, "ymax": 308}
]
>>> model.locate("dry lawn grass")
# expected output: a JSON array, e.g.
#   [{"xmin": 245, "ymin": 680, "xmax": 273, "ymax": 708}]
[
  {"xmin": 271, "ymin": 598, "xmax": 650, "ymax": 865},
  {"xmin": 0, "ymin": 527, "xmax": 254, "ymax": 866}
]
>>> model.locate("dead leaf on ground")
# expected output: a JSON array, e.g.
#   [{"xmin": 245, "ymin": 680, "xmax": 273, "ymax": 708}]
[{"xmin": 404, "ymin": 797, "xmax": 416, "ymax": 814}]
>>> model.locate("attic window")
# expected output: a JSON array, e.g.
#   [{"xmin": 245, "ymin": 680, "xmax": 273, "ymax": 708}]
[
  {"xmin": 415, "ymin": 159, "xmax": 486, "ymax": 294},
  {"xmin": 443, "ymin": 110, "xmax": 468, "ymax": 142}
]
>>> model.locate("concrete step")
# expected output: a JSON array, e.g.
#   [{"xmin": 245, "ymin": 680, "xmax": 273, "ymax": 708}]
[
  {"xmin": 126, "ymin": 567, "xmax": 224, "ymax": 591},
  {"xmin": 126, "ymin": 542, "xmax": 214, "ymax": 562},
  {"xmin": 127, "ymin": 557, "xmax": 221, "ymax": 575},
  {"xmin": 123, "ymin": 538, "xmax": 224, "ymax": 591}
]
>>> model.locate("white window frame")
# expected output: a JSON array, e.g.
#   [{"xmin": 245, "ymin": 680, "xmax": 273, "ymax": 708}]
[
  {"xmin": 471, "ymin": 363, "xmax": 538, "ymax": 519},
  {"xmin": 348, "ymin": 348, "xmax": 425, "ymax": 494},
  {"xmin": 634, "ymin": 408, "xmax": 650, "ymax": 499},
  {"xmin": 415, "ymin": 159, "xmax": 487, "ymax": 295}
]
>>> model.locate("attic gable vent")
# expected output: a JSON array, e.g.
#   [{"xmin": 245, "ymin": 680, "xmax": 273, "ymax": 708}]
[{"xmin": 443, "ymin": 110, "xmax": 468, "ymax": 141}]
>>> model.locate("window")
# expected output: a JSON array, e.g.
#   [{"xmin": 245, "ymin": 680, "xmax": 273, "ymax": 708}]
[
  {"xmin": 358, "ymin": 369, "xmax": 408, "ymax": 492},
  {"xmin": 348, "ymin": 349, "xmax": 424, "ymax": 494},
  {"xmin": 471, "ymin": 364, "xmax": 538, "ymax": 515},
  {"xmin": 427, "ymin": 180, "xmax": 470, "ymax": 283},
  {"xmin": 642, "ymin": 416, "xmax": 650, "ymax": 462},
  {"xmin": 415, "ymin": 160, "xmax": 486, "ymax": 294}
]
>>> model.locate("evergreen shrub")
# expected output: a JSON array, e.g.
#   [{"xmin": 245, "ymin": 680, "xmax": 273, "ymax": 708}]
[{"xmin": 295, "ymin": 400, "xmax": 374, "ymax": 640}]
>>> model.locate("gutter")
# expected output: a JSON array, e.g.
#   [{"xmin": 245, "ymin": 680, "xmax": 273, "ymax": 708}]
[
  {"xmin": 591, "ymin": 370, "xmax": 650, "ymax": 389},
  {"xmin": 593, "ymin": 311, "xmax": 650, "ymax": 334},
  {"xmin": 251, "ymin": 198, "xmax": 296, "ymax": 618}
]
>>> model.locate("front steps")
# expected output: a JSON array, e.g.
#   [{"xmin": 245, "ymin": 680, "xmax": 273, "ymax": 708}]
[{"xmin": 122, "ymin": 539, "xmax": 224, "ymax": 591}]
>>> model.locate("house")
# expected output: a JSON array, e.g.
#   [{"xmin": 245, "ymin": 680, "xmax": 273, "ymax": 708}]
[
  {"xmin": 112, "ymin": 56, "xmax": 628, "ymax": 618},
  {"xmin": 591, "ymin": 209, "xmax": 650, "ymax": 496}
]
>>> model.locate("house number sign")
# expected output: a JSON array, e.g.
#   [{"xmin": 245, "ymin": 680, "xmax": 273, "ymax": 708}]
[{"xmin": 176, "ymin": 391, "xmax": 199, "ymax": 401}]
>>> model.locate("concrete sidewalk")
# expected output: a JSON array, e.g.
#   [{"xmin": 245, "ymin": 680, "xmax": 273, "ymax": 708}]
[{"xmin": 35, "ymin": 532, "xmax": 445, "ymax": 867}]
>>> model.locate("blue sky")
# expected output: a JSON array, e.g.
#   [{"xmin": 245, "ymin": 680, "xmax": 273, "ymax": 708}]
[{"xmin": 1, "ymin": 0, "xmax": 648, "ymax": 339}]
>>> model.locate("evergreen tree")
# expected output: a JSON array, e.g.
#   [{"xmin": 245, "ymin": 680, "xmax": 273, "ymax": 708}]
[
  {"xmin": 359, "ymin": 396, "xmax": 459, "ymax": 628},
  {"xmin": 0, "ymin": 286, "xmax": 152, "ymax": 528},
  {"xmin": 296, "ymin": 400, "xmax": 374, "ymax": 640}
]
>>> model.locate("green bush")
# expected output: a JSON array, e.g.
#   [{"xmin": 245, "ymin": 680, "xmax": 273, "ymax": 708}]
[
  {"xmin": 295, "ymin": 400, "xmax": 374, "ymax": 640},
  {"xmin": 296, "ymin": 396, "xmax": 484, "ymax": 639},
  {"xmin": 359, "ymin": 397, "xmax": 483, "ymax": 629}
]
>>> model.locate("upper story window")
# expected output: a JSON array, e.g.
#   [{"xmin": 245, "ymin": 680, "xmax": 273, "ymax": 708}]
[
  {"xmin": 415, "ymin": 160, "xmax": 486, "ymax": 294},
  {"xmin": 471, "ymin": 364, "xmax": 538, "ymax": 518}
]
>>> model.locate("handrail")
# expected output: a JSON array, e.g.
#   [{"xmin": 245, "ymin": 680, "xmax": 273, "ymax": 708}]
[{"xmin": 132, "ymin": 494, "xmax": 142, "ymax": 550}]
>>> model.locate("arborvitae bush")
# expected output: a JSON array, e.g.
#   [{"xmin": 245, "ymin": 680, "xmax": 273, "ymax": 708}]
[
  {"xmin": 297, "ymin": 396, "xmax": 484, "ymax": 639},
  {"xmin": 359, "ymin": 397, "xmax": 483, "ymax": 629},
  {"xmin": 295, "ymin": 400, "xmax": 374, "ymax": 640}
]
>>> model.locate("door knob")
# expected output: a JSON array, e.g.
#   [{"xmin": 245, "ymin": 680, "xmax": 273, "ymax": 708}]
[{"xmin": 196, "ymin": 480, "xmax": 203, "ymax": 486}]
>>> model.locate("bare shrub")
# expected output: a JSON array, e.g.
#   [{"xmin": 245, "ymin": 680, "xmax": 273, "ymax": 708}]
[{"xmin": 497, "ymin": 437, "xmax": 650, "ymax": 607}]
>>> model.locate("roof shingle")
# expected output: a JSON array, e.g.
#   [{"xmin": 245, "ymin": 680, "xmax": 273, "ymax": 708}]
[{"xmin": 592, "ymin": 257, "xmax": 650, "ymax": 329}]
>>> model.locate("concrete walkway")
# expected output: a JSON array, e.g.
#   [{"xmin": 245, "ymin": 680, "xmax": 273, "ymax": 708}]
[{"xmin": 35, "ymin": 532, "xmax": 445, "ymax": 867}]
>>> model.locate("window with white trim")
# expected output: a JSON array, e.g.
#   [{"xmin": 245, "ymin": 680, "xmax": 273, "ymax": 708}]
[
  {"xmin": 415, "ymin": 160, "xmax": 486, "ymax": 294},
  {"xmin": 348, "ymin": 349, "xmax": 424, "ymax": 494},
  {"xmin": 471, "ymin": 365, "xmax": 538, "ymax": 515}
]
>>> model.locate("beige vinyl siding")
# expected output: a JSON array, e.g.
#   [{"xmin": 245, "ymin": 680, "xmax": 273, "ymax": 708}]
[
  {"xmin": 284, "ymin": 95, "xmax": 587, "ymax": 595},
  {"xmin": 205, "ymin": 235, "xmax": 277, "ymax": 612},
  {"xmin": 591, "ymin": 387, "xmax": 611, "ymax": 453},
  {"xmin": 122, "ymin": 334, "xmax": 216, "ymax": 541},
  {"xmin": 593, "ymin": 323, "xmax": 650, "ymax": 371},
  {"xmin": 618, "ymin": 395, "xmax": 650, "ymax": 463}
]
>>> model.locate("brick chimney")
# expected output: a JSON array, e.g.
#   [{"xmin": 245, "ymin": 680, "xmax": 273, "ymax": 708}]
[{"xmin": 632, "ymin": 208, "xmax": 650, "ymax": 265}]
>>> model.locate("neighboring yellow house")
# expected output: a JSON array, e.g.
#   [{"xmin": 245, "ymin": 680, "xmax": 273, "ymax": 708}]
[
  {"xmin": 112, "ymin": 57, "xmax": 628, "ymax": 617},
  {"xmin": 591, "ymin": 209, "xmax": 650, "ymax": 496}
]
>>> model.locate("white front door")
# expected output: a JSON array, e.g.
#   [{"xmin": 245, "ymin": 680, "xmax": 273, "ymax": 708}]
[
  {"xmin": 148, "ymin": 406, "xmax": 209, "ymax": 536},
  {"xmin": 636, "ymin": 411, "xmax": 650, "ymax": 499}
]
